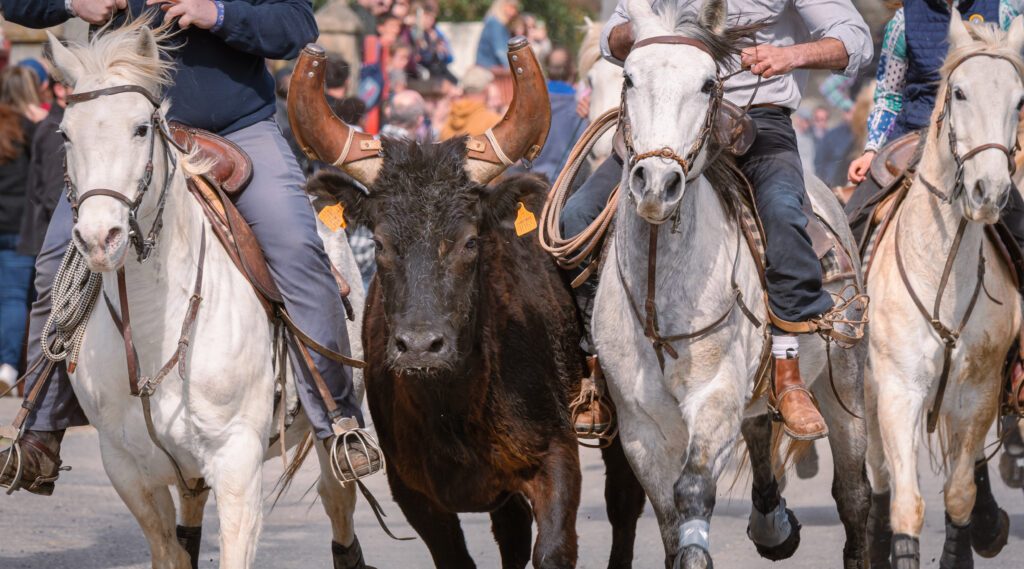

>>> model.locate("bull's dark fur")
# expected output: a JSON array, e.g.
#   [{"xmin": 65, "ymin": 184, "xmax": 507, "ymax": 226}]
[{"xmin": 309, "ymin": 138, "xmax": 645, "ymax": 568}]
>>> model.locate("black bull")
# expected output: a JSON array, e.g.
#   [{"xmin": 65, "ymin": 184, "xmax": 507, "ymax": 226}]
[{"xmin": 307, "ymin": 137, "xmax": 646, "ymax": 569}]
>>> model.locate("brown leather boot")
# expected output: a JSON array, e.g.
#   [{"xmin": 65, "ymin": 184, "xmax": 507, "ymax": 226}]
[
  {"xmin": 571, "ymin": 356, "xmax": 616, "ymax": 441},
  {"xmin": 0, "ymin": 430, "xmax": 64, "ymax": 496},
  {"xmin": 769, "ymin": 356, "xmax": 828, "ymax": 441}
]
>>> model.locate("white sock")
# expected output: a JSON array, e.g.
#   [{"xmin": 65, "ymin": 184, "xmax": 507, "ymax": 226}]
[{"xmin": 771, "ymin": 334, "xmax": 799, "ymax": 359}]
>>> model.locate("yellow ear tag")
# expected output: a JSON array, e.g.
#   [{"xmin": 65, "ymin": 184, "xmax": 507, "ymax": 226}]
[
  {"xmin": 318, "ymin": 203, "xmax": 347, "ymax": 232},
  {"xmin": 514, "ymin": 202, "xmax": 537, "ymax": 237}
]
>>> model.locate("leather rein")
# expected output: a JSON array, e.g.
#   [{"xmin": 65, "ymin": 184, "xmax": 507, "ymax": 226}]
[
  {"xmin": 893, "ymin": 51, "xmax": 1023, "ymax": 434},
  {"xmin": 64, "ymin": 84, "xmax": 188, "ymax": 263}
]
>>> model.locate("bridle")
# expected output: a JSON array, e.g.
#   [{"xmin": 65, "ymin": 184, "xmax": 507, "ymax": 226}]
[
  {"xmin": 619, "ymin": 36, "xmax": 725, "ymax": 181},
  {"xmin": 922, "ymin": 51, "xmax": 1022, "ymax": 205},
  {"xmin": 64, "ymin": 84, "xmax": 187, "ymax": 263}
]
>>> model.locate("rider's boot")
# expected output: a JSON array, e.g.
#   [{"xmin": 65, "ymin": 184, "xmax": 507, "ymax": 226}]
[
  {"xmin": 568, "ymin": 276, "xmax": 616, "ymax": 442},
  {"xmin": 326, "ymin": 417, "xmax": 384, "ymax": 482},
  {"xmin": 0, "ymin": 429, "xmax": 65, "ymax": 496},
  {"xmin": 769, "ymin": 351, "xmax": 828, "ymax": 441}
]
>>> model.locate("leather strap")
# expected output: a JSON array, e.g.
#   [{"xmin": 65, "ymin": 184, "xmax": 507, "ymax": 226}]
[
  {"xmin": 631, "ymin": 36, "xmax": 713, "ymax": 57},
  {"xmin": 67, "ymin": 84, "xmax": 161, "ymax": 108}
]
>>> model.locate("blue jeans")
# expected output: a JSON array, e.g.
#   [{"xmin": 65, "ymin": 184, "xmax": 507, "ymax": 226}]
[
  {"xmin": 23, "ymin": 119, "xmax": 360, "ymax": 439},
  {"xmin": 0, "ymin": 233, "xmax": 34, "ymax": 368}
]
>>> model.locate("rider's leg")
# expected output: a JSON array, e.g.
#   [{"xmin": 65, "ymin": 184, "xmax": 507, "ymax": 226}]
[
  {"xmin": 738, "ymin": 107, "xmax": 832, "ymax": 441},
  {"xmin": 0, "ymin": 196, "xmax": 89, "ymax": 494},
  {"xmin": 224, "ymin": 119, "xmax": 379, "ymax": 478},
  {"xmin": 559, "ymin": 154, "xmax": 622, "ymax": 437},
  {"xmin": 999, "ymin": 188, "xmax": 1024, "ymax": 408}
]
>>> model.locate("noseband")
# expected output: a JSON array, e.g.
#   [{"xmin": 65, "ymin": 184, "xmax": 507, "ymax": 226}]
[
  {"xmin": 64, "ymin": 84, "xmax": 186, "ymax": 262},
  {"xmin": 925, "ymin": 52, "xmax": 1022, "ymax": 204},
  {"xmin": 619, "ymin": 36, "xmax": 724, "ymax": 178}
]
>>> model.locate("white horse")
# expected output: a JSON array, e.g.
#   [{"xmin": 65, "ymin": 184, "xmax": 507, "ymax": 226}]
[
  {"xmin": 592, "ymin": 1, "xmax": 869, "ymax": 568},
  {"xmin": 45, "ymin": 21, "xmax": 368, "ymax": 569},
  {"xmin": 579, "ymin": 18, "xmax": 625, "ymax": 168},
  {"xmin": 864, "ymin": 14, "xmax": 1024, "ymax": 568}
]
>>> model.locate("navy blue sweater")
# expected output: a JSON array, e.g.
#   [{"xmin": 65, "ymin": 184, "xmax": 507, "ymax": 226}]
[{"xmin": 1, "ymin": 0, "xmax": 317, "ymax": 134}]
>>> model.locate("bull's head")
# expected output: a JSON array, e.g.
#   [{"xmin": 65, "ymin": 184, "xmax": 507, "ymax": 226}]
[{"xmin": 292, "ymin": 39, "xmax": 551, "ymax": 375}]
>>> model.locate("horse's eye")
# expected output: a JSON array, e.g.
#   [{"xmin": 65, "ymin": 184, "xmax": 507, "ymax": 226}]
[
  {"xmin": 701, "ymin": 79, "xmax": 716, "ymax": 94},
  {"xmin": 1017, "ymin": 97, "xmax": 1024, "ymax": 112},
  {"xmin": 464, "ymin": 237, "xmax": 478, "ymax": 251},
  {"xmin": 953, "ymin": 87, "xmax": 967, "ymax": 101},
  {"xmin": 133, "ymin": 124, "xmax": 150, "ymax": 138},
  {"xmin": 623, "ymin": 73, "xmax": 634, "ymax": 89},
  {"xmin": 58, "ymin": 129, "xmax": 70, "ymax": 143}
]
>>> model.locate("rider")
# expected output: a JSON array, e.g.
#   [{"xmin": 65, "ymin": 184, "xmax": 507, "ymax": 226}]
[
  {"xmin": 0, "ymin": 0, "xmax": 383, "ymax": 496},
  {"xmin": 846, "ymin": 0, "xmax": 1024, "ymax": 410},
  {"xmin": 567, "ymin": 0, "xmax": 872, "ymax": 441}
]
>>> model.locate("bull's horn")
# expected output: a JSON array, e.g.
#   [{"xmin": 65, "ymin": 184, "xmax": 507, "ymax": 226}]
[
  {"xmin": 288, "ymin": 44, "xmax": 383, "ymax": 186},
  {"xmin": 465, "ymin": 37, "xmax": 551, "ymax": 184}
]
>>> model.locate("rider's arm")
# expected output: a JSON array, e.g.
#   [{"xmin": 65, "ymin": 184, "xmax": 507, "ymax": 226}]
[
  {"xmin": 794, "ymin": 0, "xmax": 872, "ymax": 76},
  {"xmin": 209, "ymin": 0, "xmax": 318, "ymax": 61},
  {"xmin": 0, "ymin": 0, "xmax": 72, "ymax": 28},
  {"xmin": 1003, "ymin": 0, "xmax": 1024, "ymax": 28},
  {"xmin": 599, "ymin": 0, "xmax": 632, "ymax": 66},
  {"xmin": 864, "ymin": 11, "xmax": 907, "ymax": 153}
]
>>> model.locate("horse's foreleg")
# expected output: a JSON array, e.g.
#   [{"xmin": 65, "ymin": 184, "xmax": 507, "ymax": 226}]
[
  {"xmin": 176, "ymin": 483, "xmax": 210, "ymax": 569},
  {"xmin": 205, "ymin": 430, "xmax": 264, "ymax": 569},
  {"xmin": 100, "ymin": 442, "xmax": 191, "ymax": 569},
  {"xmin": 672, "ymin": 383, "xmax": 742, "ymax": 569},
  {"xmin": 524, "ymin": 439, "xmax": 582, "ymax": 569},
  {"xmin": 600, "ymin": 437, "xmax": 645, "ymax": 569},
  {"xmin": 969, "ymin": 455, "xmax": 1010, "ymax": 558},
  {"xmin": 489, "ymin": 493, "xmax": 533, "ymax": 569},
  {"xmin": 875, "ymin": 367, "xmax": 925, "ymax": 569},
  {"xmin": 741, "ymin": 415, "xmax": 801, "ymax": 562},
  {"xmin": 814, "ymin": 351, "xmax": 870, "ymax": 569},
  {"xmin": 313, "ymin": 439, "xmax": 366, "ymax": 569},
  {"xmin": 864, "ymin": 361, "xmax": 893, "ymax": 568}
]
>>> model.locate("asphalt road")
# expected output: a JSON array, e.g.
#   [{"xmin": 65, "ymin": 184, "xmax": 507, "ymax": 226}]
[{"xmin": 1, "ymin": 397, "xmax": 1022, "ymax": 568}]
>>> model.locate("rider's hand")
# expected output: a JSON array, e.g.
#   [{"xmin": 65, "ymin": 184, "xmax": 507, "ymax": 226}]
[
  {"xmin": 71, "ymin": 0, "xmax": 128, "ymax": 25},
  {"xmin": 576, "ymin": 92, "xmax": 591, "ymax": 119},
  {"xmin": 847, "ymin": 151, "xmax": 876, "ymax": 184},
  {"xmin": 741, "ymin": 45, "xmax": 801, "ymax": 79},
  {"xmin": 146, "ymin": 0, "xmax": 219, "ymax": 30}
]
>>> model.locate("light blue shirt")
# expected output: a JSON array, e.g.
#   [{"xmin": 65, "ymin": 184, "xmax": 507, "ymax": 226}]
[{"xmin": 600, "ymin": 0, "xmax": 873, "ymax": 110}]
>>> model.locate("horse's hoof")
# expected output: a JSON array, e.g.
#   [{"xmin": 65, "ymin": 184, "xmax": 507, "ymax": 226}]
[
  {"xmin": 176, "ymin": 525, "xmax": 202, "ymax": 569},
  {"xmin": 672, "ymin": 546, "xmax": 713, "ymax": 569},
  {"xmin": 891, "ymin": 534, "xmax": 920, "ymax": 569},
  {"xmin": 749, "ymin": 508, "xmax": 801, "ymax": 561},
  {"xmin": 332, "ymin": 537, "xmax": 375, "ymax": 569},
  {"xmin": 867, "ymin": 491, "xmax": 893, "ymax": 569},
  {"xmin": 970, "ymin": 506, "xmax": 1009, "ymax": 558},
  {"xmin": 997, "ymin": 450, "xmax": 1024, "ymax": 488},
  {"xmin": 939, "ymin": 515, "xmax": 973, "ymax": 569}
]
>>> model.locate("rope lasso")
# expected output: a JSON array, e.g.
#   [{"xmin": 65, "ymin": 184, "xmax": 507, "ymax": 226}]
[{"xmin": 40, "ymin": 244, "xmax": 103, "ymax": 370}]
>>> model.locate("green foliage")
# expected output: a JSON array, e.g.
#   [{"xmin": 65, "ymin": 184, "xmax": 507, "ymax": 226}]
[{"xmin": 438, "ymin": 0, "xmax": 599, "ymax": 51}]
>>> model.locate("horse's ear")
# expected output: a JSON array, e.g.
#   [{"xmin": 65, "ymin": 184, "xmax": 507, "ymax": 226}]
[
  {"xmin": 306, "ymin": 167, "xmax": 375, "ymax": 229},
  {"xmin": 135, "ymin": 26, "xmax": 159, "ymax": 61},
  {"xmin": 699, "ymin": 0, "xmax": 728, "ymax": 35},
  {"xmin": 626, "ymin": 0, "xmax": 662, "ymax": 41},
  {"xmin": 1008, "ymin": 15, "xmax": 1024, "ymax": 56},
  {"xmin": 46, "ymin": 32, "xmax": 83, "ymax": 87},
  {"xmin": 947, "ymin": 8, "xmax": 973, "ymax": 49}
]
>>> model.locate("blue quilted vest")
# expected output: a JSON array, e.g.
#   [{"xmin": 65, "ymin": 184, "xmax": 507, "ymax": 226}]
[{"xmin": 892, "ymin": 0, "xmax": 1000, "ymax": 138}]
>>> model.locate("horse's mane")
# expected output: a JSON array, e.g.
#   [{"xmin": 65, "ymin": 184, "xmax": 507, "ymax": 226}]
[
  {"xmin": 577, "ymin": 19, "xmax": 604, "ymax": 79},
  {"xmin": 62, "ymin": 13, "xmax": 176, "ymax": 93},
  {"xmin": 942, "ymin": 21, "xmax": 1024, "ymax": 78}
]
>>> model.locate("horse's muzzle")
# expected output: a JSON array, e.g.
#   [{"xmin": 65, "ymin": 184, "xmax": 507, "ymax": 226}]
[
  {"xmin": 630, "ymin": 160, "xmax": 685, "ymax": 224},
  {"xmin": 73, "ymin": 223, "xmax": 129, "ymax": 272}
]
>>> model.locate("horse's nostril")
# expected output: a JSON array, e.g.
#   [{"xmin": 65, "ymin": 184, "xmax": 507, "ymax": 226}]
[
  {"xmin": 664, "ymin": 170, "xmax": 683, "ymax": 201},
  {"xmin": 630, "ymin": 165, "xmax": 646, "ymax": 194},
  {"xmin": 73, "ymin": 228, "xmax": 85, "ymax": 248},
  {"xmin": 106, "ymin": 227, "xmax": 124, "ymax": 250}
]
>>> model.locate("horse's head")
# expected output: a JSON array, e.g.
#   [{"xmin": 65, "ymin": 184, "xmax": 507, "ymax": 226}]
[
  {"xmin": 291, "ymin": 40, "xmax": 549, "ymax": 375},
  {"xmin": 46, "ymin": 20, "xmax": 174, "ymax": 272},
  {"xmin": 938, "ymin": 13, "xmax": 1024, "ymax": 223},
  {"xmin": 621, "ymin": 0, "xmax": 733, "ymax": 224}
]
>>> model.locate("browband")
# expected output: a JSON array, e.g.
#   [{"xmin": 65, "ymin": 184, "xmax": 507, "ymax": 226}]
[
  {"xmin": 631, "ymin": 36, "xmax": 713, "ymax": 57},
  {"xmin": 67, "ymin": 84, "xmax": 161, "ymax": 108}
]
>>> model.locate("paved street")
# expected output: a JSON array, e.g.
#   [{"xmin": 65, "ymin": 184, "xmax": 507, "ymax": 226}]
[{"xmin": 1, "ymin": 397, "xmax": 1022, "ymax": 568}]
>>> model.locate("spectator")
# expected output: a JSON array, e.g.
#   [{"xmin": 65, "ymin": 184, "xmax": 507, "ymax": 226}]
[
  {"xmin": 18, "ymin": 64, "xmax": 70, "ymax": 261},
  {"xmin": 330, "ymin": 96, "xmax": 369, "ymax": 126},
  {"xmin": 381, "ymin": 89, "xmax": 427, "ymax": 140},
  {"xmin": 405, "ymin": 1, "xmax": 455, "ymax": 82},
  {"xmin": 0, "ymin": 77, "xmax": 35, "ymax": 393},
  {"xmin": 441, "ymin": 66, "xmax": 501, "ymax": 139},
  {"xmin": 353, "ymin": 0, "xmax": 394, "ymax": 56},
  {"xmin": 0, "ymin": 66, "xmax": 47, "ymax": 123},
  {"xmin": 326, "ymin": 54, "xmax": 352, "ymax": 100},
  {"xmin": 391, "ymin": 0, "xmax": 410, "ymax": 19},
  {"xmin": 792, "ymin": 109, "xmax": 816, "ymax": 174},
  {"xmin": 476, "ymin": 0, "xmax": 520, "ymax": 70},
  {"xmin": 530, "ymin": 47, "xmax": 587, "ymax": 183},
  {"xmin": 360, "ymin": 13, "xmax": 404, "ymax": 133},
  {"xmin": 522, "ymin": 13, "xmax": 552, "ymax": 62},
  {"xmin": 815, "ymin": 110, "xmax": 855, "ymax": 189},
  {"xmin": 17, "ymin": 59, "xmax": 52, "ymax": 110}
]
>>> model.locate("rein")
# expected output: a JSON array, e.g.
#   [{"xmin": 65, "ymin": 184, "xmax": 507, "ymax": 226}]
[{"xmin": 64, "ymin": 85, "xmax": 187, "ymax": 263}]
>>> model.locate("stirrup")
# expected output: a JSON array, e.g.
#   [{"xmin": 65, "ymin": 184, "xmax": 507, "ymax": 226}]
[
  {"xmin": 569, "ymin": 380, "xmax": 618, "ymax": 449},
  {"xmin": 0, "ymin": 425, "xmax": 26, "ymax": 495},
  {"xmin": 766, "ymin": 285, "xmax": 869, "ymax": 348},
  {"xmin": 328, "ymin": 417, "xmax": 385, "ymax": 485}
]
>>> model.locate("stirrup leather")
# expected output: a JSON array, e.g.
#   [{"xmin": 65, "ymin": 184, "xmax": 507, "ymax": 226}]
[
  {"xmin": 328, "ymin": 417, "xmax": 385, "ymax": 484},
  {"xmin": 570, "ymin": 378, "xmax": 618, "ymax": 448},
  {"xmin": 767, "ymin": 285, "xmax": 869, "ymax": 348}
]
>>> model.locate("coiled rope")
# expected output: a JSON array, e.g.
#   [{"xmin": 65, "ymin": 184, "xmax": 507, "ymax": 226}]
[{"xmin": 40, "ymin": 245, "xmax": 102, "ymax": 369}]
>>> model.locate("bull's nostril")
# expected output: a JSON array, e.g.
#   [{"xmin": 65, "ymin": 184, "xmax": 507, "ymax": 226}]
[
  {"xmin": 427, "ymin": 338, "xmax": 444, "ymax": 353},
  {"xmin": 395, "ymin": 338, "xmax": 408, "ymax": 353}
]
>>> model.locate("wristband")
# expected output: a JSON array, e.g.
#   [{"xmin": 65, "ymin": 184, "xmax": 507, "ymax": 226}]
[{"xmin": 211, "ymin": 1, "xmax": 225, "ymax": 32}]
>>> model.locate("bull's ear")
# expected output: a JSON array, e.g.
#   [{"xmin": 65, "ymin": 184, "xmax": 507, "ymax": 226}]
[
  {"xmin": 305, "ymin": 166, "xmax": 374, "ymax": 228},
  {"xmin": 481, "ymin": 174, "xmax": 549, "ymax": 230}
]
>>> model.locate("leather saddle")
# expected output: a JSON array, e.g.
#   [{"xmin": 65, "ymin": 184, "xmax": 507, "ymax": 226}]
[
  {"xmin": 169, "ymin": 123, "xmax": 254, "ymax": 195},
  {"xmin": 870, "ymin": 132, "xmax": 919, "ymax": 189}
]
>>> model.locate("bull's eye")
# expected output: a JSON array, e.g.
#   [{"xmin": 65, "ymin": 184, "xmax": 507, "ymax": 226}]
[
  {"xmin": 953, "ymin": 87, "xmax": 966, "ymax": 101},
  {"xmin": 372, "ymin": 237, "xmax": 383, "ymax": 254},
  {"xmin": 701, "ymin": 79, "xmax": 716, "ymax": 94},
  {"xmin": 134, "ymin": 124, "xmax": 150, "ymax": 138},
  {"xmin": 464, "ymin": 237, "xmax": 478, "ymax": 251}
]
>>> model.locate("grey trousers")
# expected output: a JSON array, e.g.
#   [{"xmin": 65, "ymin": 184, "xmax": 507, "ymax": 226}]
[{"xmin": 24, "ymin": 119, "xmax": 360, "ymax": 439}]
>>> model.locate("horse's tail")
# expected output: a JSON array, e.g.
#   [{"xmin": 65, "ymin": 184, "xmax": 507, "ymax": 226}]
[
  {"xmin": 269, "ymin": 432, "xmax": 316, "ymax": 509},
  {"xmin": 770, "ymin": 424, "xmax": 814, "ymax": 479}
]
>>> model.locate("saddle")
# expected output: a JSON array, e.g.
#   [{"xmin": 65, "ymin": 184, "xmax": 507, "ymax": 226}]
[
  {"xmin": 869, "ymin": 133, "xmax": 918, "ymax": 189},
  {"xmin": 169, "ymin": 123, "xmax": 253, "ymax": 195}
]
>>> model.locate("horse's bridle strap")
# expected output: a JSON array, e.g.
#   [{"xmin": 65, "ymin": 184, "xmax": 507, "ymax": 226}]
[
  {"xmin": 72, "ymin": 188, "xmax": 137, "ymax": 210},
  {"xmin": 632, "ymin": 35, "xmax": 713, "ymax": 57},
  {"xmin": 67, "ymin": 84, "xmax": 161, "ymax": 108}
]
